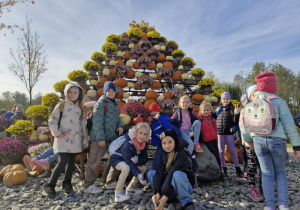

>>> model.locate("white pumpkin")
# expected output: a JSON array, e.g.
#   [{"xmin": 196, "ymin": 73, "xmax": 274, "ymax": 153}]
[
  {"xmin": 189, "ymin": 75, "xmax": 195, "ymax": 80},
  {"xmin": 166, "ymin": 56, "xmax": 173, "ymax": 60},
  {"xmin": 135, "ymin": 72, "xmax": 142, "ymax": 78},
  {"xmin": 178, "ymin": 65, "xmax": 184, "ymax": 70},
  {"xmin": 127, "ymin": 82, "xmax": 134, "ymax": 88},
  {"xmin": 181, "ymin": 73, "xmax": 189, "ymax": 80},
  {"xmin": 102, "ymin": 68, "xmax": 110, "ymax": 76},
  {"xmin": 39, "ymin": 134, "xmax": 49, "ymax": 141},
  {"xmin": 116, "ymin": 51, "xmax": 123, "ymax": 57},
  {"xmin": 157, "ymin": 95, "xmax": 164, "ymax": 100},
  {"xmin": 177, "ymin": 84, "xmax": 184, "ymax": 90},
  {"xmin": 204, "ymin": 95, "xmax": 211, "ymax": 102},
  {"xmin": 128, "ymin": 43, "xmax": 134, "ymax": 48},
  {"xmin": 150, "ymin": 73, "xmax": 157, "ymax": 78},
  {"xmin": 29, "ymin": 131, "xmax": 38, "ymax": 141},
  {"xmin": 157, "ymin": 63, "xmax": 163, "ymax": 69},
  {"xmin": 126, "ymin": 60, "xmax": 133, "ymax": 67},
  {"xmin": 211, "ymin": 96, "xmax": 218, "ymax": 102},
  {"xmin": 193, "ymin": 86, "xmax": 199, "ymax": 90},
  {"xmin": 109, "ymin": 60, "xmax": 116, "ymax": 66},
  {"xmin": 160, "ymin": 45, "xmax": 166, "ymax": 51},
  {"xmin": 119, "ymin": 114, "xmax": 131, "ymax": 125},
  {"xmin": 154, "ymin": 44, "xmax": 160, "ymax": 50},
  {"xmin": 89, "ymin": 80, "xmax": 97, "ymax": 85},
  {"xmin": 87, "ymin": 89, "xmax": 97, "ymax": 98},
  {"xmin": 123, "ymin": 92, "xmax": 129, "ymax": 99}
]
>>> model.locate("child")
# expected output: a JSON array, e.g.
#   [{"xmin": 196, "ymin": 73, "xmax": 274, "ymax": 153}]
[
  {"xmin": 197, "ymin": 102, "xmax": 221, "ymax": 167},
  {"xmin": 23, "ymin": 147, "xmax": 58, "ymax": 170},
  {"xmin": 215, "ymin": 92, "xmax": 243, "ymax": 178},
  {"xmin": 148, "ymin": 129, "xmax": 196, "ymax": 210},
  {"xmin": 43, "ymin": 82, "xmax": 88, "ymax": 198},
  {"xmin": 244, "ymin": 72, "xmax": 300, "ymax": 210},
  {"xmin": 108, "ymin": 123, "xmax": 150, "ymax": 202},
  {"xmin": 0, "ymin": 109, "xmax": 7, "ymax": 140},
  {"xmin": 171, "ymin": 95, "xmax": 203, "ymax": 153},
  {"xmin": 84, "ymin": 81, "xmax": 125, "ymax": 194},
  {"xmin": 238, "ymin": 86, "xmax": 264, "ymax": 202},
  {"xmin": 294, "ymin": 111, "xmax": 300, "ymax": 128}
]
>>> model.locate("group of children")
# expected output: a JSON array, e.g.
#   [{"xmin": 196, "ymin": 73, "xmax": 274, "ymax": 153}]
[{"xmin": 37, "ymin": 71, "xmax": 299, "ymax": 210}]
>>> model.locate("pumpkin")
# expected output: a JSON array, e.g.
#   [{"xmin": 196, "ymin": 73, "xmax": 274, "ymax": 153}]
[
  {"xmin": 148, "ymin": 62, "xmax": 156, "ymax": 70},
  {"xmin": 97, "ymin": 77, "xmax": 109, "ymax": 86},
  {"xmin": 39, "ymin": 134, "xmax": 49, "ymax": 141},
  {"xmin": 116, "ymin": 60, "xmax": 124, "ymax": 66},
  {"xmin": 3, "ymin": 171, "xmax": 27, "ymax": 186},
  {"xmin": 144, "ymin": 99, "xmax": 156, "ymax": 111},
  {"xmin": 117, "ymin": 101, "xmax": 125, "ymax": 111},
  {"xmin": 97, "ymin": 165, "xmax": 102, "ymax": 177},
  {"xmin": 32, "ymin": 165, "xmax": 46, "ymax": 174},
  {"xmin": 109, "ymin": 60, "xmax": 116, "ymax": 65},
  {"xmin": 127, "ymin": 82, "xmax": 134, "ymax": 88},
  {"xmin": 134, "ymin": 83, "xmax": 142, "ymax": 90},
  {"xmin": 0, "ymin": 164, "xmax": 25, "ymax": 180},
  {"xmin": 192, "ymin": 94, "xmax": 204, "ymax": 102},
  {"xmin": 172, "ymin": 72, "xmax": 181, "ymax": 80},
  {"xmin": 126, "ymin": 60, "xmax": 133, "ymax": 67},
  {"xmin": 181, "ymin": 73, "xmax": 189, "ymax": 80},
  {"xmin": 87, "ymin": 89, "xmax": 97, "ymax": 98},
  {"xmin": 102, "ymin": 68, "xmax": 110, "ymax": 76},
  {"xmin": 145, "ymin": 90, "xmax": 158, "ymax": 100},
  {"xmin": 29, "ymin": 130, "xmax": 38, "ymax": 141},
  {"xmin": 116, "ymin": 88, "xmax": 124, "ymax": 99},
  {"xmin": 97, "ymin": 88, "xmax": 104, "ymax": 97},
  {"xmin": 133, "ymin": 61, "xmax": 140, "ymax": 69},
  {"xmin": 75, "ymin": 153, "xmax": 87, "ymax": 164},
  {"xmin": 135, "ymin": 71, "xmax": 142, "ymax": 78},
  {"xmin": 163, "ymin": 92, "xmax": 171, "ymax": 99},
  {"xmin": 123, "ymin": 51, "xmax": 131, "ymax": 60},
  {"xmin": 125, "ymin": 68, "xmax": 135, "ymax": 78},
  {"xmin": 147, "ymin": 116, "xmax": 153, "ymax": 123},
  {"xmin": 123, "ymin": 92, "xmax": 129, "ymax": 99},
  {"xmin": 155, "ymin": 73, "xmax": 162, "ymax": 80},
  {"xmin": 157, "ymin": 53, "xmax": 166, "ymax": 62},
  {"xmin": 190, "ymin": 104, "xmax": 199, "ymax": 113},
  {"xmin": 133, "ymin": 116, "xmax": 143, "ymax": 125},
  {"xmin": 114, "ymin": 78, "xmax": 128, "ymax": 87},
  {"xmin": 109, "ymin": 69, "xmax": 117, "ymax": 77},
  {"xmin": 163, "ymin": 61, "xmax": 173, "ymax": 68},
  {"xmin": 156, "ymin": 63, "xmax": 163, "ymax": 69},
  {"xmin": 151, "ymin": 81, "xmax": 161, "ymax": 89},
  {"xmin": 225, "ymin": 146, "xmax": 241, "ymax": 163},
  {"xmin": 89, "ymin": 80, "xmax": 97, "ymax": 85},
  {"xmin": 119, "ymin": 114, "xmax": 131, "ymax": 125}
]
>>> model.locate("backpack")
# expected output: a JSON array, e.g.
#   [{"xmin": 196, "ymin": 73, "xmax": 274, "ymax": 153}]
[
  {"xmin": 183, "ymin": 148, "xmax": 199, "ymax": 174},
  {"xmin": 86, "ymin": 101, "xmax": 107, "ymax": 132},
  {"xmin": 198, "ymin": 115, "xmax": 215, "ymax": 127},
  {"xmin": 108, "ymin": 135, "xmax": 127, "ymax": 155},
  {"xmin": 243, "ymin": 95, "xmax": 280, "ymax": 135}
]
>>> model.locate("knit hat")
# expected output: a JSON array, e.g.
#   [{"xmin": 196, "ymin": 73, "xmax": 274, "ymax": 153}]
[
  {"xmin": 221, "ymin": 92, "xmax": 231, "ymax": 99},
  {"xmin": 160, "ymin": 129, "xmax": 178, "ymax": 144},
  {"xmin": 246, "ymin": 85, "xmax": 257, "ymax": 98},
  {"xmin": 240, "ymin": 94, "xmax": 248, "ymax": 105},
  {"xmin": 255, "ymin": 72, "xmax": 277, "ymax": 94},
  {"xmin": 103, "ymin": 81, "xmax": 116, "ymax": 94},
  {"xmin": 149, "ymin": 102, "xmax": 161, "ymax": 113}
]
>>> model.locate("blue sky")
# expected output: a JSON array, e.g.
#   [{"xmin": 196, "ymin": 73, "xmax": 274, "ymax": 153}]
[{"xmin": 0, "ymin": 0, "xmax": 300, "ymax": 97}]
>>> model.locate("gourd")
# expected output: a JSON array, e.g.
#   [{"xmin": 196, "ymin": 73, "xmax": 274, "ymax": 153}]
[
  {"xmin": 150, "ymin": 73, "xmax": 157, "ymax": 78},
  {"xmin": 154, "ymin": 44, "xmax": 160, "ymax": 50},
  {"xmin": 116, "ymin": 51, "xmax": 123, "ymax": 57},
  {"xmin": 119, "ymin": 114, "xmax": 131, "ymax": 125},
  {"xmin": 39, "ymin": 134, "xmax": 49, "ymax": 141},
  {"xmin": 127, "ymin": 82, "xmax": 134, "ymax": 88},
  {"xmin": 29, "ymin": 130, "xmax": 38, "ymax": 141},
  {"xmin": 160, "ymin": 45, "xmax": 166, "ymax": 51},
  {"xmin": 3, "ymin": 171, "xmax": 27, "ymax": 186},
  {"xmin": 87, "ymin": 90, "xmax": 97, "ymax": 98},
  {"xmin": 135, "ymin": 72, "xmax": 142, "ymax": 78},
  {"xmin": 156, "ymin": 63, "xmax": 163, "ymax": 69},
  {"xmin": 181, "ymin": 73, "xmax": 189, "ymax": 80},
  {"xmin": 157, "ymin": 95, "xmax": 164, "ymax": 100},
  {"xmin": 126, "ymin": 60, "xmax": 133, "ymax": 67},
  {"xmin": 32, "ymin": 165, "xmax": 46, "ymax": 174},
  {"xmin": 89, "ymin": 80, "xmax": 97, "ymax": 85},
  {"xmin": 0, "ymin": 164, "xmax": 25, "ymax": 181},
  {"xmin": 123, "ymin": 92, "xmax": 129, "ymax": 99},
  {"xmin": 109, "ymin": 60, "xmax": 116, "ymax": 66}
]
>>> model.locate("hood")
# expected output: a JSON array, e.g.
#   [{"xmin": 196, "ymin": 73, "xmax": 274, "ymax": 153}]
[{"xmin": 64, "ymin": 82, "xmax": 84, "ymax": 102}]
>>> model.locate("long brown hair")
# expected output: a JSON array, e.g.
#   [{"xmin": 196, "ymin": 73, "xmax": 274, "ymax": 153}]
[{"xmin": 166, "ymin": 151, "xmax": 175, "ymax": 172}]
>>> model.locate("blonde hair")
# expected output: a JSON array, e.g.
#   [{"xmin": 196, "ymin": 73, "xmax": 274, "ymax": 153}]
[
  {"xmin": 199, "ymin": 101, "xmax": 212, "ymax": 114},
  {"xmin": 15, "ymin": 105, "xmax": 24, "ymax": 113},
  {"xmin": 134, "ymin": 122, "xmax": 151, "ymax": 134},
  {"xmin": 178, "ymin": 95, "xmax": 191, "ymax": 108},
  {"xmin": 166, "ymin": 151, "xmax": 175, "ymax": 172}
]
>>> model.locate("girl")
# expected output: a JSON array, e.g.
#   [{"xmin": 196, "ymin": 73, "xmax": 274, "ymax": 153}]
[
  {"xmin": 171, "ymin": 95, "xmax": 203, "ymax": 153},
  {"xmin": 197, "ymin": 102, "xmax": 221, "ymax": 167},
  {"xmin": 245, "ymin": 72, "xmax": 300, "ymax": 210},
  {"xmin": 109, "ymin": 123, "xmax": 150, "ymax": 203},
  {"xmin": 215, "ymin": 92, "xmax": 243, "ymax": 178},
  {"xmin": 43, "ymin": 82, "xmax": 88, "ymax": 198},
  {"xmin": 148, "ymin": 129, "xmax": 196, "ymax": 210}
]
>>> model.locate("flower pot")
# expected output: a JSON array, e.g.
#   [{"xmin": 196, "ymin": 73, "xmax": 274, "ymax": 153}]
[
  {"xmin": 94, "ymin": 60, "xmax": 103, "ymax": 65},
  {"xmin": 131, "ymin": 53, "xmax": 139, "ymax": 60},
  {"xmin": 33, "ymin": 119, "xmax": 44, "ymax": 125},
  {"xmin": 89, "ymin": 70, "xmax": 97, "ymax": 77},
  {"xmin": 194, "ymin": 76, "xmax": 203, "ymax": 81},
  {"xmin": 141, "ymin": 84, "xmax": 150, "ymax": 89},
  {"xmin": 162, "ymin": 75, "xmax": 171, "ymax": 80},
  {"xmin": 130, "ymin": 37, "xmax": 139, "ymax": 42},
  {"xmin": 175, "ymin": 56, "xmax": 183, "ymax": 61},
  {"xmin": 140, "ymin": 63, "xmax": 148, "ymax": 69},
  {"xmin": 14, "ymin": 135, "xmax": 27, "ymax": 141},
  {"xmin": 203, "ymin": 86, "xmax": 213, "ymax": 91},
  {"xmin": 183, "ymin": 66, "xmax": 191, "ymax": 70},
  {"xmin": 76, "ymin": 80, "xmax": 86, "ymax": 86}
]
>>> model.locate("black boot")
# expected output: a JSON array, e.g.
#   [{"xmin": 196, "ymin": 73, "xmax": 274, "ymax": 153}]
[
  {"xmin": 62, "ymin": 181, "xmax": 74, "ymax": 195},
  {"xmin": 222, "ymin": 167, "xmax": 229, "ymax": 178},
  {"xmin": 235, "ymin": 167, "xmax": 243, "ymax": 178},
  {"xmin": 183, "ymin": 202, "xmax": 196, "ymax": 210},
  {"xmin": 43, "ymin": 184, "xmax": 56, "ymax": 198}
]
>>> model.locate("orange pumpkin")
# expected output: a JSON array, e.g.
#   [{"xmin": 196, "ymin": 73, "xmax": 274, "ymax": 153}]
[
  {"xmin": 97, "ymin": 77, "xmax": 109, "ymax": 86},
  {"xmin": 3, "ymin": 171, "xmax": 27, "ymax": 186},
  {"xmin": 156, "ymin": 73, "xmax": 162, "ymax": 80},
  {"xmin": 225, "ymin": 146, "xmax": 241, "ymax": 163},
  {"xmin": 116, "ymin": 88, "xmax": 124, "ymax": 99},
  {"xmin": 151, "ymin": 81, "xmax": 161, "ymax": 89},
  {"xmin": 145, "ymin": 90, "xmax": 158, "ymax": 100},
  {"xmin": 192, "ymin": 94, "xmax": 204, "ymax": 102},
  {"xmin": 172, "ymin": 72, "xmax": 181, "ymax": 80},
  {"xmin": 97, "ymin": 88, "xmax": 103, "ymax": 97},
  {"xmin": 114, "ymin": 78, "xmax": 128, "ymax": 87},
  {"xmin": 110, "ymin": 69, "xmax": 117, "ymax": 76},
  {"xmin": 163, "ymin": 92, "xmax": 171, "ymax": 99},
  {"xmin": 144, "ymin": 99, "xmax": 156, "ymax": 111},
  {"xmin": 133, "ymin": 61, "xmax": 140, "ymax": 69},
  {"xmin": 147, "ymin": 116, "xmax": 153, "ymax": 122},
  {"xmin": 123, "ymin": 51, "xmax": 131, "ymax": 60},
  {"xmin": 117, "ymin": 101, "xmax": 125, "ymax": 110},
  {"xmin": 125, "ymin": 68, "xmax": 135, "ymax": 78},
  {"xmin": 75, "ymin": 153, "xmax": 87, "ymax": 164},
  {"xmin": 163, "ymin": 61, "xmax": 173, "ymax": 68},
  {"xmin": 190, "ymin": 104, "xmax": 199, "ymax": 113},
  {"xmin": 32, "ymin": 165, "xmax": 46, "ymax": 174},
  {"xmin": 133, "ymin": 116, "xmax": 143, "ymax": 125},
  {"xmin": 134, "ymin": 83, "xmax": 142, "ymax": 90},
  {"xmin": 116, "ymin": 60, "xmax": 124, "ymax": 65},
  {"xmin": 97, "ymin": 165, "xmax": 102, "ymax": 177},
  {"xmin": 148, "ymin": 62, "xmax": 156, "ymax": 70},
  {"xmin": 140, "ymin": 34, "xmax": 148, "ymax": 40},
  {"xmin": 157, "ymin": 53, "xmax": 166, "ymax": 62}
]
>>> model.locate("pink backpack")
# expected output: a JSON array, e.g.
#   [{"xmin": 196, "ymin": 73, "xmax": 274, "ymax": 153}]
[{"xmin": 243, "ymin": 95, "xmax": 280, "ymax": 135}]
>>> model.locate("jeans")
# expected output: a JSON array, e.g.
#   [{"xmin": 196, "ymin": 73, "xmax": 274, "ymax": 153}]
[
  {"xmin": 181, "ymin": 120, "xmax": 201, "ymax": 153},
  {"xmin": 151, "ymin": 145, "xmax": 163, "ymax": 171},
  {"xmin": 147, "ymin": 170, "xmax": 193, "ymax": 206},
  {"xmin": 35, "ymin": 147, "xmax": 58, "ymax": 164},
  {"xmin": 253, "ymin": 137, "xmax": 288, "ymax": 208}
]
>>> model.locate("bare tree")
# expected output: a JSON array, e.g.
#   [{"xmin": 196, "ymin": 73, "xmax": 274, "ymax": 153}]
[{"xmin": 8, "ymin": 17, "xmax": 47, "ymax": 105}]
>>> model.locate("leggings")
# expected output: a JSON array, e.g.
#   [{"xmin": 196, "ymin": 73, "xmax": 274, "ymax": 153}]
[
  {"xmin": 48, "ymin": 153, "xmax": 76, "ymax": 186},
  {"xmin": 245, "ymin": 146, "xmax": 262, "ymax": 186},
  {"xmin": 218, "ymin": 134, "xmax": 240, "ymax": 168},
  {"xmin": 203, "ymin": 140, "xmax": 221, "ymax": 167}
]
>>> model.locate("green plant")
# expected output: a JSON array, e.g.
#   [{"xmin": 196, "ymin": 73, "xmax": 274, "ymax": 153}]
[
  {"xmin": 198, "ymin": 78, "xmax": 215, "ymax": 88},
  {"xmin": 83, "ymin": 61, "xmax": 101, "ymax": 72},
  {"xmin": 105, "ymin": 34, "xmax": 121, "ymax": 44},
  {"xmin": 53, "ymin": 80, "xmax": 69, "ymax": 92},
  {"xmin": 191, "ymin": 68, "xmax": 206, "ymax": 77},
  {"xmin": 231, "ymin": 99, "xmax": 240, "ymax": 106},
  {"xmin": 171, "ymin": 50, "xmax": 185, "ymax": 58},
  {"xmin": 147, "ymin": 31, "xmax": 161, "ymax": 39},
  {"xmin": 67, "ymin": 70, "xmax": 89, "ymax": 81},
  {"xmin": 180, "ymin": 57, "xmax": 196, "ymax": 68},
  {"xmin": 6, "ymin": 120, "xmax": 35, "ymax": 136},
  {"xmin": 166, "ymin": 40, "xmax": 179, "ymax": 50},
  {"xmin": 101, "ymin": 42, "xmax": 118, "ymax": 54},
  {"xmin": 212, "ymin": 89, "xmax": 226, "ymax": 98},
  {"xmin": 90, "ymin": 51, "xmax": 107, "ymax": 62},
  {"xmin": 160, "ymin": 36, "xmax": 167, "ymax": 42},
  {"xmin": 127, "ymin": 27, "xmax": 143, "ymax": 38},
  {"xmin": 42, "ymin": 93, "xmax": 60, "ymax": 107},
  {"xmin": 25, "ymin": 105, "xmax": 51, "ymax": 121}
]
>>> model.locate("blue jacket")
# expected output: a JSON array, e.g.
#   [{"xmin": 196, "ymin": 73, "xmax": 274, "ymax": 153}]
[
  {"xmin": 250, "ymin": 92, "xmax": 300, "ymax": 151},
  {"xmin": 110, "ymin": 133, "xmax": 148, "ymax": 177},
  {"xmin": 151, "ymin": 113, "xmax": 174, "ymax": 146},
  {"xmin": 295, "ymin": 111, "xmax": 300, "ymax": 128}
]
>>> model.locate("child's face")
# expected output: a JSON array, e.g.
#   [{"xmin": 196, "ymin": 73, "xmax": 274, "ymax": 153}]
[
  {"xmin": 161, "ymin": 136, "xmax": 175, "ymax": 153},
  {"xmin": 136, "ymin": 127, "xmax": 149, "ymax": 143},
  {"xmin": 106, "ymin": 89, "xmax": 116, "ymax": 99},
  {"xmin": 150, "ymin": 111, "xmax": 159, "ymax": 118},
  {"xmin": 68, "ymin": 87, "xmax": 80, "ymax": 102},
  {"xmin": 221, "ymin": 97, "xmax": 231, "ymax": 106},
  {"xmin": 202, "ymin": 106, "xmax": 211, "ymax": 116},
  {"xmin": 180, "ymin": 98, "xmax": 191, "ymax": 110},
  {"xmin": 249, "ymin": 90, "xmax": 256, "ymax": 101}
]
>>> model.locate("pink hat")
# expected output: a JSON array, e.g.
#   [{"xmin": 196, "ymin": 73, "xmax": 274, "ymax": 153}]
[{"xmin": 255, "ymin": 72, "xmax": 277, "ymax": 94}]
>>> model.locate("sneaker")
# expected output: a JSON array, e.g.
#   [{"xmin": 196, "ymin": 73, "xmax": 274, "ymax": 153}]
[
  {"xmin": 222, "ymin": 167, "xmax": 229, "ymax": 178},
  {"xmin": 264, "ymin": 207, "xmax": 275, "ymax": 210},
  {"xmin": 32, "ymin": 159, "xmax": 49, "ymax": 170},
  {"xmin": 62, "ymin": 182, "xmax": 74, "ymax": 195},
  {"xmin": 183, "ymin": 202, "xmax": 196, "ymax": 210},
  {"xmin": 279, "ymin": 204, "xmax": 289, "ymax": 210},
  {"xmin": 104, "ymin": 181, "xmax": 117, "ymax": 190},
  {"xmin": 23, "ymin": 155, "xmax": 34, "ymax": 170},
  {"xmin": 244, "ymin": 172, "xmax": 248, "ymax": 178},
  {"xmin": 84, "ymin": 184, "xmax": 103, "ymax": 194},
  {"xmin": 126, "ymin": 187, "xmax": 143, "ymax": 196},
  {"xmin": 42, "ymin": 184, "xmax": 56, "ymax": 199},
  {"xmin": 115, "ymin": 191, "xmax": 130, "ymax": 203},
  {"xmin": 235, "ymin": 167, "xmax": 243, "ymax": 178},
  {"xmin": 248, "ymin": 186, "xmax": 264, "ymax": 202},
  {"xmin": 194, "ymin": 143, "xmax": 204, "ymax": 153},
  {"xmin": 143, "ymin": 183, "xmax": 152, "ymax": 192}
]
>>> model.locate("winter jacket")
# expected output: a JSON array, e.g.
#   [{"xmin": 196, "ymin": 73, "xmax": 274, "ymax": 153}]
[
  {"xmin": 90, "ymin": 95, "xmax": 124, "ymax": 143},
  {"xmin": 215, "ymin": 104, "xmax": 238, "ymax": 135},
  {"xmin": 110, "ymin": 133, "xmax": 148, "ymax": 177},
  {"xmin": 250, "ymin": 92, "xmax": 300, "ymax": 151},
  {"xmin": 151, "ymin": 113, "xmax": 174, "ymax": 146},
  {"xmin": 7, "ymin": 112, "xmax": 28, "ymax": 127},
  {"xmin": 171, "ymin": 107, "xmax": 197, "ymax": 130},
  {"xmin": 295, "ymin": 111, "xmax": 300, "ymax": 128},
  {"xmin": 48, "ymin": 83, "xmax": 88, "ymax": 153},
  {"xmin": 4, "ymin": 112, "xmax": 14, "ymax": 128},
  {"xmin": 153, "ymin": 137, "xmax": 195, "ymax": 197},
  {"xmin": 197, "ymin": 113, "xmax": 217, "ymax": 142}
]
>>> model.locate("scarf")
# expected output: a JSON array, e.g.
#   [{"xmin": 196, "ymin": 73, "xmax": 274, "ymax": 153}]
[{"xmin": 132, "ymin": 138, "xmax": 146, "ymax": 152}]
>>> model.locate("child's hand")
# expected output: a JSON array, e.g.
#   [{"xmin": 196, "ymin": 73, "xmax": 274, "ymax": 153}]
[
  {"xmin": 138, "ymin": 173, "xmax": 147, "ymax": 185},
  {"xmin": 153, "ymin": 112, "xmax": 160, "ymax": 119},
  {"xmin": 189, "ymin": 131, "xmax": 194, "ymax": 138},
  {"xmin": 131, "ymin": 156, "xmax": 138, "ymax": 164},
  {"xmin": 117, "ymin": 127, "xmax": 124, "ymax": 136},
  {"xmin": 156, "ymin": 196, "xmax": 168, "ymax": 210},
  {"xmin": 230, "ymin": 128, "xmax": 234, "ymax": 133},
  {"xmin": 234, "ymin": 104, "xmax": 240, "ymax": 115},
  {"xmin": 57, "ymin": 132, "xmax": 66, "ymax": 138},
  {"xmin": 82, "ymin": 144, "xmax": 89, "ymax": 149},
  {"xmin": 98, "ymin": 141, "xmax": 105, "ymax": 147},
  {"xmin": 152, "ymin": 193, "xmax": 160, "ymax": 204},
  {"xmin": 293, "ymin": 150, "xmax": 300, "ymax": 160}
]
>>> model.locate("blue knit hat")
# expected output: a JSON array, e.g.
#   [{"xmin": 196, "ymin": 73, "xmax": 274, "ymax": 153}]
[
  {"xmin": 221, "ymin": 92, "xmax": 231, "ymax": 99},
  {"xmin": 103, "ymin": 81, "xmax": 116, "ymax": 94}
]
